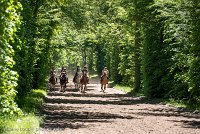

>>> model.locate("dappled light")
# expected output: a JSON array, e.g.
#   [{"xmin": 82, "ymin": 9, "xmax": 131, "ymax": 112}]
[
  {"xmin": 1, "ymin": 0, "xmax": 200, "ymax": 133},
  {"xmin": 40, "ymin": 80, "xmax": 200, "ymax": 133}
]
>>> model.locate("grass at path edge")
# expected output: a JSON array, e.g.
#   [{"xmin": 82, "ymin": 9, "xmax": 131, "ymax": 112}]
[
  {"xmin": 113, "ymin": 83, "xmax": 200, "ymax": 112},
  {"xmin": 0, "ymin": 89, "xmax": 46, "ymax": 134}
]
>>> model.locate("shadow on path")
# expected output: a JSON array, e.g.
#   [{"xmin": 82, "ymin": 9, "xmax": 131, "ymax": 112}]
[
  {"xmin": 42, "ymin": 82, "xmax": 200, "ymax": 131},
  {"xmin": 134, "ymin": 108, "xmax": 200, "ymax": 129},
  {"xmin": 41, "ymin": 104, "xmax": 135, "ymax": 130},
  {"xmin": 169, "ymin": 120, "xmax": 200, "ymax": 129}
]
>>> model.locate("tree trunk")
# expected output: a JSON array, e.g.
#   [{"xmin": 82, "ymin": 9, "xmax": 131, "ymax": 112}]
[{"xmin": 134, "ymin": 20, "xmax": 141, "ymax": 92}]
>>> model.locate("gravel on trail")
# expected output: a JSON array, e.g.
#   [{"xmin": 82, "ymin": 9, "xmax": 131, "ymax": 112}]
[{"xmin": 40, "ymin": 80, "xmax": 200, "ymax": 134}]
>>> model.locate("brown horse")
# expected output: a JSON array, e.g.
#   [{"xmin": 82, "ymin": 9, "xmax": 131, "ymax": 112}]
[
  {"xmin": 80, "ymin": 72, "xmax": 88, "ymax": 93},
  {"xmin": 100, "ymin": 71, "xmax": 108, "ymax": 93},
  {"xmin": 48, "ymin": 75, "xmax": 57, "ymax": 91},
  {"xmin": 73, "ymin": 71, "xmax": 81, "ymax": 90}
]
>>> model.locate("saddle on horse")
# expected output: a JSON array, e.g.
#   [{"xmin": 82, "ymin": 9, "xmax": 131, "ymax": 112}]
[
  {"xmin": 73, "ymin": 71, "xmax": 81, "ymax": 83},
  {"xmin": 100, "ymin": 70, "xmax": 109, "ymax": 84},
  {"xmin": 49, "ymin": 76, "xmax": 57, "ymax": 85},
  {"xmin": 60, "ymin": 73, "xmax": 68, "ymax": 84}
]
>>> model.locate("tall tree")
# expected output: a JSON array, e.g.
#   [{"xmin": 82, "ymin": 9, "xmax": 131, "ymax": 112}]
[
  {"xmin": 14, "ymin": 0, "xmax": 43, "ymax": 98},
  {"xmin": 0, "ymin": 0, "xmax": 22, "ymax": 115},
  {"xmin": 188, "ymin": 0, "xmax": 200, "ymax": 104}
]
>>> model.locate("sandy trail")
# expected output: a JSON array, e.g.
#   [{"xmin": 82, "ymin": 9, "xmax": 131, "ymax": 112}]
[{"xmin": 40, "ymin": 79, "xmax": 200, "ymax": 134}]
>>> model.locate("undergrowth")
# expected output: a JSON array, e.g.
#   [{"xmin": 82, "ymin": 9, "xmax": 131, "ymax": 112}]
[{"xmin": 0, "ymin": 89, "xmax": 46, "ymax": 134}]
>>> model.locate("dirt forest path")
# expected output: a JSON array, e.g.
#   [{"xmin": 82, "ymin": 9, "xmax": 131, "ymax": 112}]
[{"xmin": 40, "ymin": 77, "xmax": 200, "ymax": 134}]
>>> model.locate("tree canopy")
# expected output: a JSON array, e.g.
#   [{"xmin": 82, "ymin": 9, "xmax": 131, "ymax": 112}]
[{"xmin": 0, "ymin": 0, "xmax": 200, "ymax": 116}]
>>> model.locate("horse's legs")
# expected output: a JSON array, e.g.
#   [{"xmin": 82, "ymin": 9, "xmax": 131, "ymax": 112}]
[
  {"xmin": 76, "ymin": 83, "xmax": 80, "ymax": 91},
  {"xmin": 82, "ymin": 85, "xmax": 84, "ymax": 93},
  {"xmin": 102, "ymin": 84, "xmax": 105, "ymax": 92},
  {"xmin": 80, "ymin": 84, "xmax": 83, "ymax": 93},
  {"xmin": 104, "ymin": 84, "xmax": 106, "ymax": 92},
  {"xmin": 82, "ymin": 85, "xmax": 85, "ymax": 93},
  {"xmin": 52, "ymin": 84, "xmax": 55, "ymax": 91},
  {"xmin": 60, "ymin": 85, "xmax": 62, "ymax": 92},
  {"xmin": 60, "ymin": 84, "xmax": 64, "ymax": 92},
  {"xmin": 80, "ymin": 84, "xmax": 86, "ymax": 93},
  {"xmin": 61, "ymin": 85, "xmax": 63, "ymax": 92},
  {"xmin": 84, "ymin": 84, "xmax": 87, "ymax": 93},
  {"xmin": 63, "ymin": 83, "xmax": 66, "ymax": 92},
  {"xmin": 101, "ymin": 84, "xmax": 106, "ymax": 93},
  {"xmin": 100, "ymin": 84, "xmax": 103, "ymax": 92},
  {"xmin": 85, "ymin": 85, "xmax": 87, "ymax": 92},
  {"xmin": 77, "ymin": 84, "xmax": 78, "ymax": 90}
]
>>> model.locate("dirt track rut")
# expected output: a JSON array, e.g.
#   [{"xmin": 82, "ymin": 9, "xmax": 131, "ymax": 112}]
[{"xmin": 40, "ymin": 82, "xmax": 200, "ymax": 134}]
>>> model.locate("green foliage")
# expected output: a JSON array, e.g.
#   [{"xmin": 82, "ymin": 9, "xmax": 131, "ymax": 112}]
[
  {"xmin": 188, "ymin": 0, "xmax": 200, "ymax": 102},
  {"xmin": 18, "ymin": 89, "xmax": 46, "ymax": 113},
  {"xmin": 141, "ymin": 2, "xmax": 167, "ymax": 98},
  {"xmin": 118, "ymin": 39, "xmax": 135, "ymax": 86},
  {"xmin": 141, "ymin": 0, "xmax": 192, "ymax": 99},
  {"xmin": 14, "ymin": 0, "xmax": 40, "ymax": 96},
  {"xmin": 2, "ymin": 0, "xmax": 200, "ymax": 116},
  {"xmin": 140, "ymin": 0, "xmax": 200, "ymax": 109},
  {"xmin": 162, "ymin": 0, "xmax": 191, "ymax": 100},
  {"xmin": 0, "ymin": 89, "xmax": 45, "ymax": 133},
  {"xmin": 0, "ymin": 0, "xmax": 22, "ymax": 116},
  {"xmin": 0, "ymin": 114, "xmax": 41, "ymax": 134},
  {"xmin": 114, "ymin": 84, "xmax": 133, "ymax": 93}
]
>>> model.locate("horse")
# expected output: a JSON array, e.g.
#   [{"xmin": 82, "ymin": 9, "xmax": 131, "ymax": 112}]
[
  {"xmin": 48, "ymin": 73, "xmax": 57, "ymax": 91},
  {"xmin": 80, "ymin": 71, "xmax": 88, "ymax": 93},
  {"xmin": 100, "ymin": 71, "xmax": 108, "ymax": 93},
  {"xmin": 73, "ymin": 71, "xmax": 81, "ymax": 90},
  {"xmin": 59, "ymin": 73, "xmax": 68, "ymax": 92}
]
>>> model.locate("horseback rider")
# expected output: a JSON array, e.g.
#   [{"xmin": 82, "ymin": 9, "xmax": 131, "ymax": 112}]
[
  {"xmin": 50, "ymin": 70, "xmax": 55, "ymax": 77},
  {"xmin": 101, "ymin": 67, "xmax": 109, "ymax": 84},
  {"xmin": 73, "ymin": 65, "xmax": 81, "ymax": 83},
  {"xmin": 49, "ymin": 69, "xmax": 57, "ymax": 84},
  {"xmin": 60, "ymin": 67, "xmax": 69, "ymax": 83},
  {"xmin": 60, "ymin": 66, "xmax": 64, "ymax": 73},
  {"xmin": 82, "ymin": 66, "xmax": 89, "ymax": 84}
]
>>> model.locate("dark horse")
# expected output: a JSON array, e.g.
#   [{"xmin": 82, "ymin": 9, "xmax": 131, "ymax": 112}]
[
  {"xmin": 48, "ymin": 72, "xmax": 57, "ymax": 91},
  {"xmin": 59, "ymin": 72, "xmax": 68, "ymax": 92},
  {"xmin": 100, "ymin": 71, "xmax": 108, "ymax": 93},
  {"xmin": 80, "ymin": 71, "xmax": 88, "ymax": 93}
]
